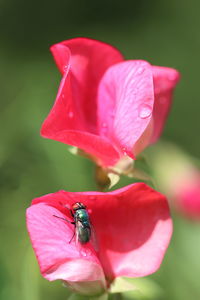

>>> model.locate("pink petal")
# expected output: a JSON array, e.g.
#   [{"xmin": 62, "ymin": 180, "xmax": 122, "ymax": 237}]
[
  {"xmin": 132, "ymin": 118, "xmax": 153, "ymax": 156},
  {"xmin": 97, "ymin": 60, "xmax": 154, "ymax": 158},
  {"xmin": 26, "ymin": 203, "xmax": 106, "ymax": 294},
  {"xmin": 50, "ymin": 38, "xmax": 124, "ymax": 131},
  {"xmin": 32, "ymin": 183, "xmax": 172, "ymax": 280},
  {"xmin": 151, "ymin": 66, "xmax": 180, "ymax": 142}
]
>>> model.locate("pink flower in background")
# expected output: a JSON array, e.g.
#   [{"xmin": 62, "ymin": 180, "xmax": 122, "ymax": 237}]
[
  {"xmin": 41, "ymin": 38, "xmax": 180, "ymax": 167},
  {"xmin": 149, "ymin": 142, "xmax": 200, "ymax": 221},
  {"xmin": 26, "ymin": 183, "xmax": 172, "ymax": 295},
  {"xmin": 173, "ymin": 172, "xmax": 200, "ymax": 220}
]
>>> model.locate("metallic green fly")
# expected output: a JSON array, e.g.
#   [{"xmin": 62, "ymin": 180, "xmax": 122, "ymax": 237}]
[{"xmin": 53, "ymin": 202, "xmax": 91, "ymax": 244}]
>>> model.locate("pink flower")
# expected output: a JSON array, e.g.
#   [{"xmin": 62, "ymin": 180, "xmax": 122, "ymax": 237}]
[
  {"xmin": 170, "ymin": 166, "xmax": 200, "ymax": 220},
  {"xmin": 41, "ymin": 38, "xmax": 180, "ymax": 167},
  {"xmin": 149, "ymin": 142, "xmax": 200, "ymax": 220},
  {"xmin": 26, "ymin": 183, "xmax": 172, "ymax": 295},
  {"xmin": 174, "ymin": 173, "xmax": 200, "ymax": 220}
]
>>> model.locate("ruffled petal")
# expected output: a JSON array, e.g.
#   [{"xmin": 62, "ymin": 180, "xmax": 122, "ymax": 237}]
[
  {"xmin": 97, "ymin": 60, "xmax": 154, "ymax": 158},
  {"xmin": 151, "ymin": 66, "xmax": 180, "ymax": 142},
  {"xmin": 50, "ymin": 38, "xmax": 124, "ymax": 131},
  {"xmin": 41, "ymin": 66, "xmax": 120, "ymax": 167},
  {"xmin": 88, "ymin": 183, "xmax": 172, "ymax": 279}
]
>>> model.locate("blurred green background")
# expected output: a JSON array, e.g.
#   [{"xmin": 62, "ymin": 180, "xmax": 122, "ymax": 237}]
[{"xmin": 1, "ymin": 0, "xmax": 200, "ymax": 299}]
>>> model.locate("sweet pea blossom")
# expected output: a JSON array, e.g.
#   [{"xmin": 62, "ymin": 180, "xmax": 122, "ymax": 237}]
[
  {"xmin": 26, "ymin": 183, "xmax": 172, "ymax": 295},
  {"xmin": 149, "ymin": 142, "xmax": 200, "ymax": 220},
  {"xmin": 41, "ymin": 38, "xmax": 180, "ymax": 167},
  {"xmin": 174, "ymin": 174, "xmax": 200, "ymax": 219}
]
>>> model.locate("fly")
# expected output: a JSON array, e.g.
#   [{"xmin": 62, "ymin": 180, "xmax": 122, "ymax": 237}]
[{"xmin": 53, "ymin": 202, "xmax": 91, "ymax": 244}]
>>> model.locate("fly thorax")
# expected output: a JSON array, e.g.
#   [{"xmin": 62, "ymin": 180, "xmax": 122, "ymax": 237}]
[{"xmin": 76, "ymin": 209, "xmax": 89, "ymax": 222}]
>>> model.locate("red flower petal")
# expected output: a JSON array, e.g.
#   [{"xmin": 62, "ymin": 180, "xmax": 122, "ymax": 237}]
[
  {"xmin": 88, "ymin": 183, "xmax": 172, "ymax": 279},
  {"xmin": 50, "ymin": 38, "xmax": 124, "ymax": 132},
  {"xmin": 41, "ymin": 38, "xmax": 124, "ymax": 166},
  {"xmin": 30, "ymin": 183, "xmax": 172, "ymax": 280},
  {"xmin": 97, "ymin": 60, "xmax": 154, "ymax": 158},
  {"xmin": 151, "ymin": 66, "xmax": 180, "ymax": 142},
  {"xmin": 41, "ymin": 64, "xmax": 120, "ymax": 166}
]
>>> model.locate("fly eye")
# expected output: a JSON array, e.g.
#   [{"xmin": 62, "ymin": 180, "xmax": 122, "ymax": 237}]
[
  {"xmin": 72, "ymin": 202, "xmax": 86, "ymax": 210},
  {"xmin": 72, "ymin": 203, "xmax": 79, "ymax": 210}
]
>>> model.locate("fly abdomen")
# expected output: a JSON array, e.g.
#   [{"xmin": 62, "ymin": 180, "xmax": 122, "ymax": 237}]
[{"xmin": 77, "ymin": 221, "xmax": 91, "ymax": 244}]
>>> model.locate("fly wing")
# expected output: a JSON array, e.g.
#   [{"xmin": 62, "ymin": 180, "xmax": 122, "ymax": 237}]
[
  {"xmin": 75, "ymin": 220, "xmax": 99, "ymax": 253},
  {"xmin": 90, "ymin": 223, "xmax": 99, "ymax": 252},
  {"xmin": 76, "ymin": 220, "xmax": 91, "ymax": 244},
  {"xmin": 75, "ymin": 220, "xmax": 81, "ymax": 245}
]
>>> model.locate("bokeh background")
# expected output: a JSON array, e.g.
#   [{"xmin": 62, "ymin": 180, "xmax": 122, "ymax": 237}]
[{"xmin": 1, "ymin": 0, "xmax": 200, "ymax": 299}]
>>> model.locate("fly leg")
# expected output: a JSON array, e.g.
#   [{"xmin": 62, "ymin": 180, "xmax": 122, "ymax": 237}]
[
  {"xmin": 69, "ymin": 230, "xmax": 76, "ymax": 244},
  {"xmin": 53, "ymin": 215, "xmax": 75, "ymax": 225},
  {"xmin": 53, "ymin": 215, "xmax": 76, "ymax": 244},
  {"xmin": 58, "ymin": 202, "xmax": 74, "ymax": 218},
  {"xmin": 68, "ymin": 210, "xmax": 75, "ymax": 243}
]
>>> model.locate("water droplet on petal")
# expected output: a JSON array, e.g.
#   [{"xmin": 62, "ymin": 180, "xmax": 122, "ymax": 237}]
[
  {"xmin": 101, "ymin": 122, "xmax": 108, "ymax": 133},
  {"xmin": 80, "ymin": 247, "xmax": 91, "ymax": 257},
  {"xmin": 61, "ymin": 94, "xmax": 65, "ymax": 99},
  {"xmin": 139, "ymin": 105, "xmax": 152, "ymax": 119},
  {"xmin": 137, "ymin": 67, "xmax": 144, "ymax": 75},
  {"xmin": 63, "ymin": 65, "xmax": 68, "ymax": 72},
  {"xmin": 80, "ymin": 249, "xmax": 87, "ymax": 257},
  {"xmin": 122, "ymin": 147, "xmax": 128, "ymax": 155},
  {"xmin": 68, "ymin": 111, "xmax": 74, "ymax": 118},
  {"xmin": 89, "ymin": 196, "xmax": 96, "ymax": 201}
]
